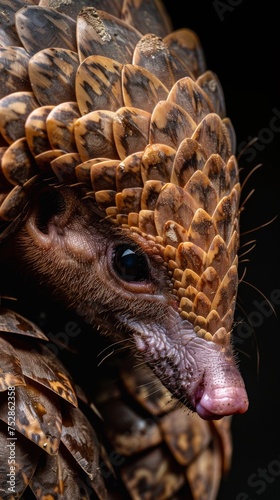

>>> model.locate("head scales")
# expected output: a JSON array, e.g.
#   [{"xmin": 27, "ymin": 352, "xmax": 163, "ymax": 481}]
[{"xmin": 0, "ymin": 1, "xmax": 240, "ymax": 345}]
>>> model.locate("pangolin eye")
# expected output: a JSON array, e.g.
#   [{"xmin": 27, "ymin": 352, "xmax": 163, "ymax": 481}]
[{"xmin": 113, "ymin": 245, "xmax": 150, "ymax": 282}]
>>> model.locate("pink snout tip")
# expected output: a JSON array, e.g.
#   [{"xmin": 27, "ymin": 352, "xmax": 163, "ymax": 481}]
[{"xmin": 196, "ymin": 387, "xmax": 249, "ymax": 420}]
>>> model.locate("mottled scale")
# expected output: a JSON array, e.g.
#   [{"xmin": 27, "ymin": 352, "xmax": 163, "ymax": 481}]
[
  {"xmin": 176, "ymin": 241, "xmax": 206, "ymax": 276},
  {"xmin": 133, "ymin": 33, "xmax": 194, "ymax": 90},
  {"xmin": 150, "ymin": 100, "xmax": 196, "ymax": 150},
  {"xmin": 141, "ymin": 143, "xmax": 175, "ymax": 183},
  {"xmin": 0, "ymin": 306, "xmax": 48, "ymax": 339},
  {"xmin": 196, "ymin": 70, "xmax": 226, "ymax": 118},
  {"xmin": 76, "ymin": 55, "xmax": 124, "ymax": 115},
  {"xmin": 95, "ymin": 189, "xmax": 117, "ymax": 209},
  {"xmin": 122, "ymin": 63, "xmax": 168, "ymax": 113},
  {"xmin": 51, "ymin": 152, "xmax": 82, "ymax": 182},
  {"xmin": 196, "ymin": 267, "xmax": 221, "ymax": 302},
  {"xmin": 0, "ymin": 335, "xmax": 26, "ymax": 391},
  {"xmin": 74, "ymin": 110, "xmax": 119, "ymax": 161},
  {"xmin": 97, "ymin": 397, "xmax": 162, "ymax": 456},
  {"xmin": 0, "ymin": 46, "xmax": 31, "ymax": 98},
  {"xmin": 163, "ymin": 219, "xmax": 188, "ymax": 247},
  {"xmin": 60, "ymin": 405, "xmax": 100, "ymax": 480},
  {"xmin": 29, "ymin": 452, "xmax": 93, "ymax": 499},
  {"xmin": 34, "ymin": 148, "xmax": 64, "ymax": 173},
  {"xmin": 141, "ymin": 179, "xmax": 164, "ymax": 210},
  {"xmin": 167, "ymin": 76, "xmax": 214, "ymax": 124},
  {"xmin": 171, "ymin": 137, "xmax": 207, "ymax": 187},
  {"xmin": 212, "ymin": 188, "xmax": 240, "ymax": 244},
  {"xmin": 4, "ymin": 383, "xmax": 62, "ymax": 454},
  {"xmin": 0, "ymin": 0, "xmax": 39, "ymax": 47},
  {"xmin": 122, "ymin": 0, "xmax": 172, "ymax": 38},
  {"xmin": 154, "ymin": 184, "xmax": 197, "ymax": 238},
  {"xmin": 121, "ymin": 446, "xmax": 185, "ymax": 499},
  {"xmin": 186, "ymin": 447, "xmax": 222, "ymax": 500},
  {"xmin": 39, "ymin": 0, "xmax": 123, "ymax": 19},
  {"xmin": 192, "ymin": 112, "xmax": 231, "ymax": 162},
  {"xmin": 205, "ymin": 235, "xmax": 230, "ymax": 279},
  {"xmin": 116, "ymin": 186, "xmax": 142, "ymax": 214},
  {"xmin": 46, "ymin": 102, "xmax": 80, "ymax": 152},
  {"xmin": 0, "ymin": 177, "xmax": 36, "ymax": 221},
  {"xmin": 223, "ymin": 117, "xmax": 237, "ymax": 153},
  {"xmin": 163, "ymin": 28, "xmax": 207, "ymax": 79},
  {"xmin": 138, "ymin": 209, "xmax": 157, "ymax": 236},
  {"xmin": 1, "ymin": 137, "xmax": 37, "ymax": 185},
  {"xmin": 211, "ymin": 266, "xmax": 238, "ymax": 320},
  {"xmin": 115, "ymin": 152, "xmax": 143, "ymax": 191},
  {"xmin": 187, "ymin": 208, "xmax": 217, "ymax": 251},
  {"xmin": 203, "ymin": 154, "xmax": 227, "ymax": 198},
  {"xmin": 0, "ymin": 426, "xmax": 40, "ymax": 497},
  {"xmin": 184, "ymin": 169, "xmax": 218, "ymax": 215},
  {"xmin": 90, "ymin": 159, "xmax": 120, "ymax": 191},
  {"xmin": 75, "ymin": 157, "xmax": 107, "ymax": 185},
  {"xmin": 113, "ymin": 106, "xmax": 150, "ymax": 160},
  {"xmin": 15, "ymin": 6, "xmax": 77, "ymax": 55},
  {"xmin": 28, "ymin": 48, "xmax": 79, "ymax": 106},
  {"xmin": 15, "ymin": 343, "xmax": 78, "ymax": 406},
  {"xmin": 76, "ymin": 7, "xmax": 142, "ymax": 63},
  {"xmin": 25, "ymin": 105, "xmax": 53, "ymax": 156},
  {"xmin": 0, "ymin": 91, "xmax": 39, "ymax": 144},
  {"xmin": 160, "ymin": 407, "xmax": 211, "ymax": 466}
]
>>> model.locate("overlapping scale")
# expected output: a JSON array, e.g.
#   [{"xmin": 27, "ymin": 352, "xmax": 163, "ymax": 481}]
[
  {"xmin": 0, "ymin": 1, "xmax": 240, "ymax": 495},
  {"xmin": 0, "ymin": 307, "xmax": 108, "ymax": 498}
]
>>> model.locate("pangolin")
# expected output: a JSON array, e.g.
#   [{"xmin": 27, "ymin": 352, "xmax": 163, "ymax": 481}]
[{"xmin": 0, "ymin": 0, "xmax": 249, "ymax": 498}]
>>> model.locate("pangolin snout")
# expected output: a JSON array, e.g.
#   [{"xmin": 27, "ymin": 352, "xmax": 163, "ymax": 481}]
[{"xmin": 194, "ymin": 364, "xmax": 249, "ymax": 420}]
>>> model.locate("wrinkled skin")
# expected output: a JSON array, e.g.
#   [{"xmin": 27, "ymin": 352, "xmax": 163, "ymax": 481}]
[{"xmin": 1, "ymin": 184, "xmax": 248, "ymax": 420}]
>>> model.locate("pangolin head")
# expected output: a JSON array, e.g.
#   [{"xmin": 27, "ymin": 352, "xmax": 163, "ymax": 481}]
[{"xmin": 0, "ymin": 1, "xmax": 247, "ymax": 418}]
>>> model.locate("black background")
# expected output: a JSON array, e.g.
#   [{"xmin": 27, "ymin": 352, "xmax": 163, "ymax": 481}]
[{"xmin": 163, "ymin": 1, "xmax": 280, "ymax": 499}]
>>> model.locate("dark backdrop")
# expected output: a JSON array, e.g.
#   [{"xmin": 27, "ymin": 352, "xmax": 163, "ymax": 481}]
[{"xmin": 162, "ymin": 1, "xmax": 280, "ymax": 499}]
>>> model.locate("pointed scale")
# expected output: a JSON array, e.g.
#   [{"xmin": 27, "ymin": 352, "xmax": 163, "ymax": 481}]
[
  {"xmin": 76, "ymin": 55, "xmax": 124, "ymax": 115},
  {"xmin": 25, "ymin": 105, "xmax": 54, "ymax": 156},
  {"xmin": 46, "ymin": 102, "xmax": 80, "ymax": 152},
  {"xmin": 76, "ymin": 7, "xmax": 142, "ymax": 63},
  {"xmin": 121, "ymin": 0, "xmax": 173, "ymax": 38},
  {"xmin": 15, "ymin": 5, "xmax": 77, "ymax": 55},
  {"xmin": 163, "ymin": 28, "xmax": 207, "ymax": 79},
  {"xmin": 0, "ymin": 0, "xmax": 38, "ymax": 47},
  {"xmin": 122, "ymin": 63, "xmax": 168, "ymax": 113},
  {"xmin": 0, "ymin": 91, "xmax": 39, "ymax": 144},
  {"xmin": 39, "ymin": 0, "xmax": 123, "ymax": 20},
  {"xmin": 0, "ymin": 46, "xmax": 31, "ymax": 98},
  {"xmin": 0, "ymin": 382, "xmax": 62, "ymax": 454},
  {"xmin": 0, "ymin": 422, "xmax": 41, "ymax": 498},
  {"xmin": 132, "ymin": 33, "xmax": 194, "ymax": 90},
  {"xmin": 28, "ymin": 48, "xmax": 79, "ymax": 106}
]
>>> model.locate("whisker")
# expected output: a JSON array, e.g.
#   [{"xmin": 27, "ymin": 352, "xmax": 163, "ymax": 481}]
[
  {"xmin": 240, "ymin": 279, "xmax": 277, "ymax": 318},
  {"xmin": 240, "ymin": 163, "xmax": 262, "ymax": 190},
  {"xmin": 237, "ymin": 137, "xmax": 259, "ymax": 162},
  {"xmin": 97, "ymin": 338, "xmax": 129, "ymax": 357},
  {"xmin": 240, "ymin": 215, "xmax": 278, "ymax": 237}
]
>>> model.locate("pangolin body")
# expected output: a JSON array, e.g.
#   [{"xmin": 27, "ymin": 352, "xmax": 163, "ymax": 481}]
[{"xmin": 0, "ymin": 0, "xmax": 248, "ymax": 498}]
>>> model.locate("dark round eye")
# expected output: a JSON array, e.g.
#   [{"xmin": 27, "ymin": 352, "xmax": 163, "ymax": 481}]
[{"xmin": 113, "ymin": 245, "xmax": 150, "ymax": 282}]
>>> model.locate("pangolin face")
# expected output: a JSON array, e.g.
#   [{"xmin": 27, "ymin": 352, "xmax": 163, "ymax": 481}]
[{"xmin": 0, "ymin": 0, "xmax": 248, "ymax": 419}]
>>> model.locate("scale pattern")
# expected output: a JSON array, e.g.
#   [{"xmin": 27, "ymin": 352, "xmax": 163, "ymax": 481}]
[{"xmin": 0, "ymin": 0, "xmax": 240, "ymax": 498}]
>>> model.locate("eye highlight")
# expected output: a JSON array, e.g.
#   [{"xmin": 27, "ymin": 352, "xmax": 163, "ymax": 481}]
[{"xmin": 113, "ymin": 244, "xmax": 150, "ymax": 282}]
